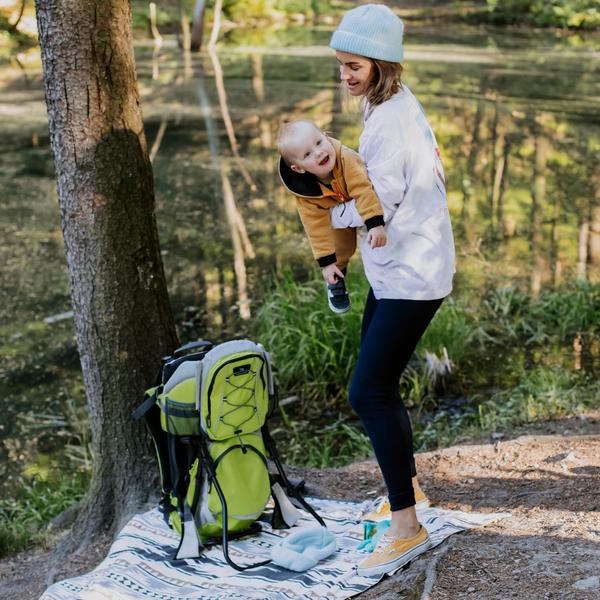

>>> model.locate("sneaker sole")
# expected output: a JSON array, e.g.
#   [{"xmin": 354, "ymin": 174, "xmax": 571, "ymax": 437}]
[
  {"xmin": 356, "ymin": 536, "xmax": 432, "ymax": 577},
  {"xmin": 327, "ymin": 299, "xmax": 351, "ymax": 314}
]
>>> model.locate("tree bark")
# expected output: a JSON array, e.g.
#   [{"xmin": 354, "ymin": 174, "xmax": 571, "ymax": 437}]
[
  {"xmin": 459, "ymin": 94, "xmax": 485, "ymax": 231},
  {"xmin": 495, "ymin": 136, "xmax": 510, "ymax": 240},
  {"xmin": 190, "ymin": 0, "xmax": 207, "ymax": 51},
  {"xmin": 529, "ymin": 129, "xmax": 550, "ymax": 296},
  {"xmin": 35, "ymin": 0, "xmax": 178, "ymax": 553},
  {"xmin": 590, "ymin": 164, "xmax": 600, "ymax": 266},
  {"xmin": 549, "ymin": 181, "xmax": 562, "ymax": 287},
  {"xmin": 487, "ymin": 102, "xmax": 499, "ymax": 233},
  {"xmin": 9, "ymin": 0, "xmax": 26, "ymax": 32}
]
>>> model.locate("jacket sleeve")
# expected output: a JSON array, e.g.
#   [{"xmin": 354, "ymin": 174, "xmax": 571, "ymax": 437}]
[
  {"xmin": 362, "ymin": 130, "xmax": 446, "ymax": 230},
  {"xmin": 296, "ymin": 198, "xmax": 337, "ymax": 267},
  {"xmin": 359, "ymin": 132, "xmax": 411, "ymax": 224},
  {"xmin": 341, "ymin": 147, "xmax": 385, "ymax": 230}
]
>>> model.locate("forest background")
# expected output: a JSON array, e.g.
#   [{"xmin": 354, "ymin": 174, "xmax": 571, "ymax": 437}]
[{"xmin": 0, "ymin": 0, "xmax": 599, "ymax": 565}]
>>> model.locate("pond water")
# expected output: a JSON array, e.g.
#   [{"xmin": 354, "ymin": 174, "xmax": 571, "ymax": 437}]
[{"xmin": 1, "ymin": 24, "xmax": 599, "ymax": 483}]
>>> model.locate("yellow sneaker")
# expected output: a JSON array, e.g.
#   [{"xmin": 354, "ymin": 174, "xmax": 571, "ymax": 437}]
[
  {"xmin": 362, "ymin": 497, "xmax": 391, "ymax": 522},
  {"xmin": 362, "ymin": 478, "xmax": 430, "ymax": 521},
  {"xmin": 413, "ymin": 477, "xmax": 430, "ymax": 509},
  {"xmin": 357, "ymin": 525, "xmax": 431, "ymax": 577}
]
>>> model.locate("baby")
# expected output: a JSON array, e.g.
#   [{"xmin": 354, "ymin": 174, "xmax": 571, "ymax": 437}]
[{"xmin": 277, "ymin": 120, "xmax": 386, "ymax": 313}]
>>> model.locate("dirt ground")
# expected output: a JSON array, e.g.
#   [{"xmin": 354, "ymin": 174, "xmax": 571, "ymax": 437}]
[{"xmin": 1, "ymin": 412, "xmax": 599, "ymax": 600}]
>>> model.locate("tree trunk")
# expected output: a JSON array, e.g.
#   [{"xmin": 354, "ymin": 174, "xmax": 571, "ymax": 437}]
[
  {"xmin": 35, "ymin": 0, "xmax": 178, "ymax": 553},
  {"xmin": 190, "ymin": 0, "xmax": 208, "ymax": 51},
  {"xmin": 487, "ymin": 103, "xmax": 499, "ymax": 234},
  {"xmin": 529, "ymin": 130, "xmax": 550, "ymax": 296},
  {"xmin": 9, "ymin": 0, "xmax": 26, "ymax": 33},
  {"xmin": 495, "ymin": 136, "xmax": 510, "ymax": 240},
  {"xmin": 577, "ymin": 216, "xmax": 589, "ymax": 281},
  {"xmin": 459, "ymin": 98, "xmax": 485, "ymax": 236},
  {"xmin": 589, "ymin": 164, "xmax": 600, "ymax": 266},
  {"xmin": 549, "ymin": 184, "xmax": 562, "ymax": 287},
  {"xmin": 208, "ymin": 0, "xmax": 223, "ymax": 48}
]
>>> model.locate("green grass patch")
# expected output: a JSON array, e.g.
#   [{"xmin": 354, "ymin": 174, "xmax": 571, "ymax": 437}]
[
  {"xmin": 414, "ymin": 365, "xmax": 597, "ymax": 450},
  {"xmin": 0, "ymin": 472, "xmax": 89, "ymax": 558},
  {"xmin": 484, "ymin": 0, "xmax": 600, "ymax": 29},
  {"xmin": 258, "ymin": 271, "xmax": 598, "ymax": 466},
  {"xmin": 272, "ymin": 410, "xmax": 372, "ymax": 468},
  {"xmin": 482, "ymin": 283, "xmax": 600, "ymax": 345},
  {"xmin": 257, "ymin": 269, "xmax": 365, "ymax": 408}
]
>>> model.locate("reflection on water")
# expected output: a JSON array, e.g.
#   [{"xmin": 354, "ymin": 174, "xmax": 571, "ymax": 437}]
[{"xmin": 0, "ymin": 25, "xmax": 599, "ymax": 482}]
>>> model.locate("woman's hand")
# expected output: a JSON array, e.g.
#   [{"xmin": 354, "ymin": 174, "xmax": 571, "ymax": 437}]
[
  {"xmin": 367, "ymin": 225, "xmax": 387, "ymax": 249},
  {"xmin": 321, "ymin": 263, "xmax": 345, "ymax": 285}
]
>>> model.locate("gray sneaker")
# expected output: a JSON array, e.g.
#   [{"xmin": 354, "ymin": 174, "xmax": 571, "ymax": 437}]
[{"xmin": 327, "ymin": 278, "xmax": 351, "ymax": 314}]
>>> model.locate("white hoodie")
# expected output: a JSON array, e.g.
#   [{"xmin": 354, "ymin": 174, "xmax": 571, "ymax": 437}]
[{"xmin": 330, "ymin": 85, "xmax": 455, "ymax": 300}]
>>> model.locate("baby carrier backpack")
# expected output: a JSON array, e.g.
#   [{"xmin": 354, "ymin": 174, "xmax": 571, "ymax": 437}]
[{"xmin": 133, "ymin": 339, "xmax": 324, "ymax": 570}]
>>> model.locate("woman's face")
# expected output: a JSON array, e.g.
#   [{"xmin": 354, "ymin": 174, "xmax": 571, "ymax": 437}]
[{"xmin": 336, "ymin": 50, "xmax": 374, "ymax": 97}]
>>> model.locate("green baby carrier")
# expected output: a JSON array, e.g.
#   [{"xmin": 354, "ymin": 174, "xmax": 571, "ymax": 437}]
[{"xmin": 133, "ymin": 339, "xmax": 324, "ymax": 570}]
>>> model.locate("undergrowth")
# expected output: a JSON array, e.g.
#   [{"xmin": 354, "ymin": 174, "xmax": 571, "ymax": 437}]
[
  {"xmin": 3, "ymin": 273, "xmax": 597, "ymax": 555},
  {"xmin": 0, "ymin": 473, "xmax": 88, "ymax": 558},
  {"xmin": 257, "ymin": 270, "xmax": 599, "ymax": 466}
]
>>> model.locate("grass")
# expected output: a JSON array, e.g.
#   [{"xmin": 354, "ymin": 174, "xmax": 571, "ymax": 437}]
[
  {"xmin": 256, "ymin": 267, "xmax": 486, "ymax": 411},
  {"xmin": 482, "ymin": 283, "xmax": 600, "ymax": 346},
  {"xmin": 2, "ymin": 272, "xmax": 597, "ymax": 555},
  {"xmin": 256, "ymin": 269, "xmax": 365, "ymax": 408},
  {"xmin": 271, "ymin": 409, "xmax": 372, "ymax": 469},
  {"xmin": 0, "ymin": 473, "xmax": 89, "ymax": 558},
  {"xmin": 415, "ymin": 365, "xmax": 598, "ymax": 450},
  {"xmin": 257, "ymin": 271, "xmax": 599, "ymax": 466}
]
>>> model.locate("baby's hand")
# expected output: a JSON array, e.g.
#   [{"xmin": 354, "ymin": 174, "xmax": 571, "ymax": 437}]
[
  {"xmin": 367, "ymin": 225, "xmax": 387, "ymax": 249},
  {"xmin": 321, "ymin": 263, "xmax": 344, "ymax": 285}
]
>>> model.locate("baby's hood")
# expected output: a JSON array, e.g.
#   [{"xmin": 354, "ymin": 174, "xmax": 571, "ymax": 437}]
[{"xmin": 278, "ymin": 137, "xmax": 343, "ymax": 199}]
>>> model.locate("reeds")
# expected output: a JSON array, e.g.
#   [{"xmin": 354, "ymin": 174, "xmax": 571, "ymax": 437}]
[
  {"xmin": 0, "ymin": 473, "xmax": 88, "ymax": 557},
  {"xmin": 257, "ymin": 271, "xmax": 599, "ymax": 464}
]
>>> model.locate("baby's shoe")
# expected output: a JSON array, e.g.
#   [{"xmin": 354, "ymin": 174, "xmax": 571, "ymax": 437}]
[{"xmin": 327, "ymin": 278, "xmax": 350, "ymax": 314}]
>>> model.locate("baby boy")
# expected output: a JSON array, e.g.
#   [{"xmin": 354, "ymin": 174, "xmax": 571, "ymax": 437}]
[{"xmin": 277, "ymin": 120, "xmax": 386, "ymax": 313}]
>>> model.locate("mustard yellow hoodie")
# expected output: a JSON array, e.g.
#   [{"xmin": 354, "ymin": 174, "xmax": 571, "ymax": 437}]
[{"xmin": 278, "ymin": 137, "xmax": 384, "ymax": 267}]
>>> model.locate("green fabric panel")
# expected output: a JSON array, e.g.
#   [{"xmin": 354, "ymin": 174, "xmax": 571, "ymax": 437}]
[
  {"xmin": 186, "ymin": 459, "xmax": 200, "ymax": 508},
  {"xmin": 202, "ymin": 433, "xmax": 270, "ymax": 536},
  {"xmin": 170, "ymin": 502, "xmax": 181, "ymax": 533},
  {"xmin": 158, "ymin": 377, "xmax": 200, "ymax": 436},
  {"xmin": 201, "ymin": 352, "xmax": 269, "ymax": 440}
]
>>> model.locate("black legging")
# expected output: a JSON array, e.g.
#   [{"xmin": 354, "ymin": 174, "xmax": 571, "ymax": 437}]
[{"xmin": 349, "ymin": 288, "xmax": 443, "ymax": 511}]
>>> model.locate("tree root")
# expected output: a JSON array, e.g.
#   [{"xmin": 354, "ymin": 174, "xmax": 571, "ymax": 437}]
[{"xmin": 420, "ymin": 539, "xmax": 455, "ymax": 600}]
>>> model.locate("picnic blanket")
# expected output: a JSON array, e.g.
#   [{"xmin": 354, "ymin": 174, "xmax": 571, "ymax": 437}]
[{"xmin": 41, "ymin": 498, "xmax": 508, "ymax": 599}]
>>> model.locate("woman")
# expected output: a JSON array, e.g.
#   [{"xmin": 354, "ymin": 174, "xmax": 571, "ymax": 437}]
[{"xmin": 329, "ymin": 4, "xmax": 455, "ymax": 576}]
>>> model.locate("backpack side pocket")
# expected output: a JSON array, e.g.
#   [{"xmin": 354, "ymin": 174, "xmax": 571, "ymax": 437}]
[{"xmin": 198, "ymin": 433, "xmax": 271, "ymax": 538}]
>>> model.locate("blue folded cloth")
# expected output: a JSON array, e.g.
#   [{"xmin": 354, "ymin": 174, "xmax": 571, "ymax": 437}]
[{"xmin": 270, "ymin": 526, "xmax": 336, "ymax": 572}]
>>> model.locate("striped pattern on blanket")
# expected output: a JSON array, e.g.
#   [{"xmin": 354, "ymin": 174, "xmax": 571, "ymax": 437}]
[{"xmin": 42, "ymin": 498, "xmax": 508, "ymax": 599}]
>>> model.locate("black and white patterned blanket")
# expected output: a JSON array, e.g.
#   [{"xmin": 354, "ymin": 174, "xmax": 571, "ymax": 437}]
[{"xmin": 42, "ymin": 498, "xmax": 507, "ymax": 599}]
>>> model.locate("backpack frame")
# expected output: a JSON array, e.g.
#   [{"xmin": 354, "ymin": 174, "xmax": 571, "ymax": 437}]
[{"xmin": 134, "ymin": 339, "xmax": 324, "ymax": 571}]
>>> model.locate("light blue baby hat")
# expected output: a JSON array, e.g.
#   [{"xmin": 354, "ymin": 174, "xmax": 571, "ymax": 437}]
[
  {"xmin": 330, "ymin": 3, "xmax": 404, "ymax": 63},
  {"xmin": 270, "ymin": 526, "xmax": 336, "ymax": 572}
]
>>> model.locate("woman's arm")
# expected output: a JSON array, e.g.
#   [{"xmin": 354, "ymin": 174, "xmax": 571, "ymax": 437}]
[
  {"xmin": 340, "ymin": 147, "xmax": 385, "ymax": 230},
  {"xmin": 360, "ymin": 133, "xmax": 411, "ymax": 223}
]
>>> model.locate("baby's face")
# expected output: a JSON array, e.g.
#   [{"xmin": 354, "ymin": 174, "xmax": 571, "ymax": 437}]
[{"xmin": 288, "ymin": 125, "xmax": 336, "ymax": 179}]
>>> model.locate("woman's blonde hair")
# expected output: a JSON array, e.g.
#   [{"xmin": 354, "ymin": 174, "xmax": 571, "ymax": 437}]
[{"xmin": 364, "ymin": 59, "xmax": 403, "ymax": 108}]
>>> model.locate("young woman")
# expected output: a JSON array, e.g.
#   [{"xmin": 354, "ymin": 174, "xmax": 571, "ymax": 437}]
[{"xmin": 329, "ymin": 3, "xmax": 455, "ymax": 576}]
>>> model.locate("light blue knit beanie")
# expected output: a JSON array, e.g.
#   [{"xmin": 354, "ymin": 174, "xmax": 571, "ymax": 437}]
[{"xmin": 330, "ymin": 4, "xmax": 404, "ymax": 63}]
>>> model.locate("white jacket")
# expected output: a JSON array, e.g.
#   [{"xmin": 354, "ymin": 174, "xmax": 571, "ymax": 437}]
[{"xmin": 331, "ymin": 86, "xmax": 455, "ymax": 300}]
